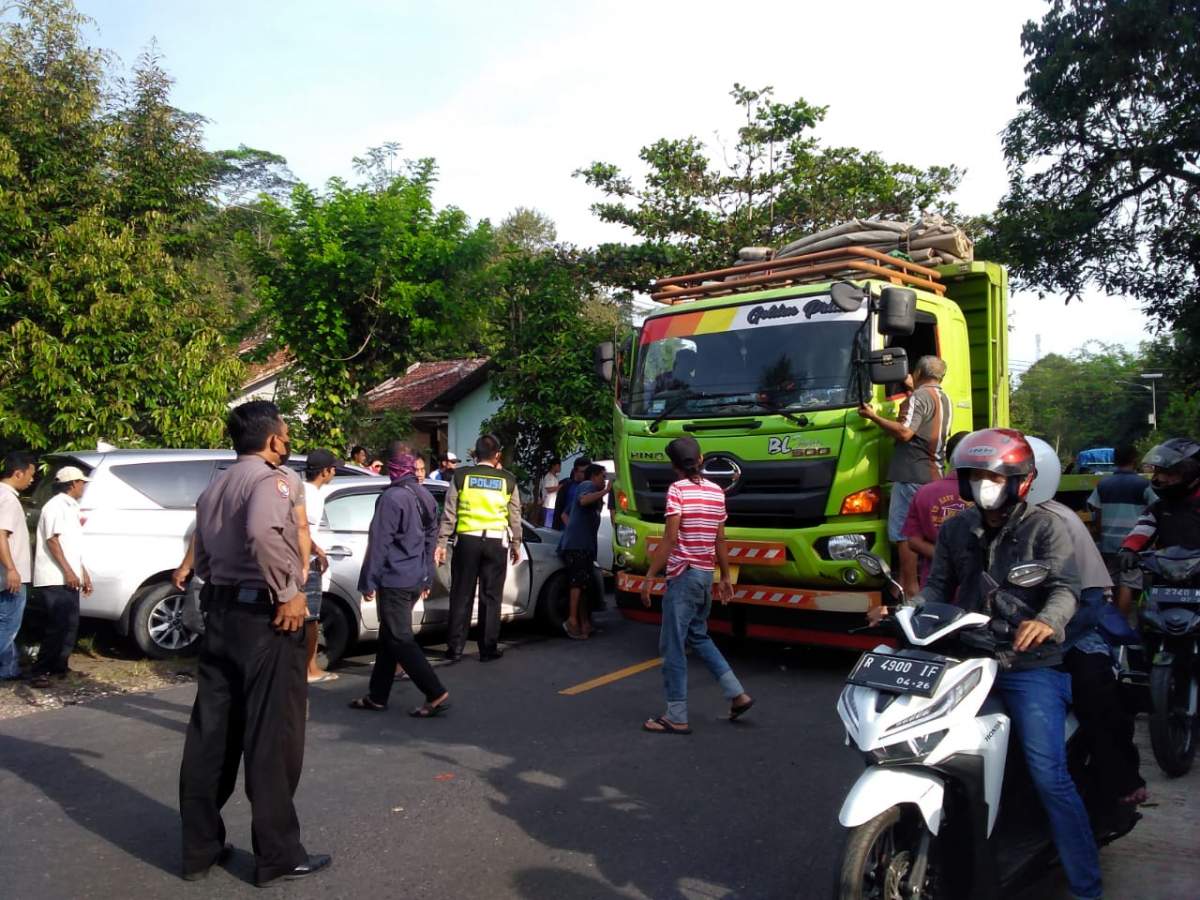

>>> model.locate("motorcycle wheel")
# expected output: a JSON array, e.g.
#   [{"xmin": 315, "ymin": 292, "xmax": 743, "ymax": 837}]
[
  {"xmin": 1148, "ymin": 664, "xmax": 1197, "ymax": 777},
  {"xmin": 835, "ymin": 807, "xmax": 939, "ymax": 900}
]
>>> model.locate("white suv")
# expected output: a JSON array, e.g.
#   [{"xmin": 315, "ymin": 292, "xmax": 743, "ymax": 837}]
[{"xmin": 25, "ymin": 450, "xmax": 370, "ymax": 658}]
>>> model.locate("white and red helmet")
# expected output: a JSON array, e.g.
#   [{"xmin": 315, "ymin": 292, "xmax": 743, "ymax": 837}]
[{"xmin": 952, "ymin": 428, "xmax": 1037, "ymax": 509}]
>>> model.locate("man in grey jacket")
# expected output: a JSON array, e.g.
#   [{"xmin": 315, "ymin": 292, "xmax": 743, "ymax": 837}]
[{"xmin": 908, "ymin": 428, "xmax": 1102, "ymax": 900}]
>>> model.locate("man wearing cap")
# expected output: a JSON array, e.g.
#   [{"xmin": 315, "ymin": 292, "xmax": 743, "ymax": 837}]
[
  {"xmin": 30, "ymin": 465, "xmax": 92, "ymax": 685},
  {"xmin": 179, "ymin": 400, "xmax": 330, "ymax": 886},
  {"xmin": 436, "ymin": 434, "xmax": 522, "ymax": 662},
  {"xmin": 302, "ymin": 449, "xmax": 339, "ymax": 684},
  {"xmin": 428, "ymin": 451, "xmax": 459, "ymax": 482}
]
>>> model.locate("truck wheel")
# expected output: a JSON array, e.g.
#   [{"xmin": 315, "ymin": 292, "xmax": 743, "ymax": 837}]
[
  {"xmin": 1149, "ymin": 664, "xmax": 1197, "ymax": 777},
  {"xmin": 131, "ymin": 583, "xmax": 202, "ymax": 660},
  {"xmin": 318, "ymin": 596, "xmax": 353, "ymax": 668},
  {"xmin": 835, "ymin": 807, "xmax": 939, "ymax": 900}
]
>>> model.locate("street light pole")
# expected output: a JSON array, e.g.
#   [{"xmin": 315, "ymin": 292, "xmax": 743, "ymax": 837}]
[{"xmin": 1141, "ymin": 373, "xmax": 1163, "ymax": 430}]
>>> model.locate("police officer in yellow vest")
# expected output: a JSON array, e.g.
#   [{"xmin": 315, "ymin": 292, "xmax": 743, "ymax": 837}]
[{"xmin": 435, "ymin": 434, "xmax": 522, "ymax": 662}]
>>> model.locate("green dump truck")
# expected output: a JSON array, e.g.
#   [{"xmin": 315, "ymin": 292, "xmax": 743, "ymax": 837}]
[{"xmin": 598, "ymin": 247, "xmax": 1012, "ymax": 648}]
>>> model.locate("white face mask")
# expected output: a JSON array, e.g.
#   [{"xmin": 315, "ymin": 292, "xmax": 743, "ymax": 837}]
[{"xmin": 971, "ymin": 478, "xmax": 1006, "ymax": 510}]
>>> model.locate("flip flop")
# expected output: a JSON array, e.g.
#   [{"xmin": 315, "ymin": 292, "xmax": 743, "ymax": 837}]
[
  {"xmin": 563, "ymin": 623, "xmax": 588, "ymax": 640},
  {"xmin": 642, "ymin": 716, "xmax": 692, "ymax": 735},
  {"xmin": 409, "ymin": 701, "xmax": 451, "ymax": 718},
  {"xmin": 307, "ymin": 672, "xmax": 339, "ymax": 684},
  {"xmin": 730, "ymin": 698, "xmax": 755, "ymax": 721},
  {"xmin": 348, "ymin": 696, "xmax": 387, "ymax": 712}
]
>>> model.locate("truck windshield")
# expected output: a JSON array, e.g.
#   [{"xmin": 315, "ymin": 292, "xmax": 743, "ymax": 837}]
[{"xmin": 629, "ymin": 301, "xmax": 866, "ymax": 418}]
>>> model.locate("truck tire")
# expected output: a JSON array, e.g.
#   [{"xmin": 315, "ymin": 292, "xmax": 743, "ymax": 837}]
[
  {"xmin": 130, "ymin": 582, "xmax": 202, "ymax": 660},
  {"xmin": 318, "ymin": 596, "xmax": 354, "ymax": 668}
]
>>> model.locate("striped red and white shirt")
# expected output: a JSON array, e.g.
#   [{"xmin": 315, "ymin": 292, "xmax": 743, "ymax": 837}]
[{"xmin": 664, "ymin": 477, "xmax": 727, "ymax": 577}]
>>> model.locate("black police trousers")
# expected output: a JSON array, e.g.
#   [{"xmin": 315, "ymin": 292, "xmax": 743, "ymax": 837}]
[
  {"xmin": 179, "ymin": 593, "xmax": 308, "ymax": 881},
  {"xmin": 447, "ymin": 534, "xmax": 507, "ymax": 656}
]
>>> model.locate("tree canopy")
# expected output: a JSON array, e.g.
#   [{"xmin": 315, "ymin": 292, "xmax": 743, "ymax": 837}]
[
  {"xmin": 576, "ymin": 84, "xmax": 963, "ymax": 291},
  {"xmin": 991, "ymin": 0, "xmax": 1200, "ymax": 340}
]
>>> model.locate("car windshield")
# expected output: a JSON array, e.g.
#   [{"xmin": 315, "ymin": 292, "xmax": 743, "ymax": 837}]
[{"xmin": 629, "ymin": 298, "xmax": 866, "ymax": 418}]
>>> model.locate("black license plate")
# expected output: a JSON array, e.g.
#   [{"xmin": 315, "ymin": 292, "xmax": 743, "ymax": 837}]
[
  {"xmin": 847, "ymin": 652, "xmax": 946, "ymax": 697},
  {"xmin": 1150, "ymin": 586, "xmax": 1200, "ymax": 604}
]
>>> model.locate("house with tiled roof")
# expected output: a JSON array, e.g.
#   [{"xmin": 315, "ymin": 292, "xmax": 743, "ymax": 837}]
[{"xmin": 363, "ymin": 357, "xmax": 498, "ymax": 461}]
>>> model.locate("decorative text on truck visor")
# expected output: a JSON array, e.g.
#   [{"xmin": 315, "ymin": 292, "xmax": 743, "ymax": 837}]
[{"xmin": 639, "ymin": 294, "xmax": 867, "ymax": 345}]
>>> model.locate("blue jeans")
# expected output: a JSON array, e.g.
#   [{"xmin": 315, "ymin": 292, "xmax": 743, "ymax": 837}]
[
  {"xmin": 996, "ymin": 667, "xmax": 1102, "ymax": 900},
  {"xmin": 0, "ymin": 584, "xmax": 26, "ymax": 678},
  {"xmin": 659, "ymin": 567, "xmax": 744, "ymax": 722},
  {"xmin": 887, "ymin": 481, "xmax": 921, "ymax": 542}
]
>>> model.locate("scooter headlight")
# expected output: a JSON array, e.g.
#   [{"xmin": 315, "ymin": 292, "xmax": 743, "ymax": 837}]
[
  {"xmin": 870, "ymin": 729, "xmax": 948, "ymax": 764},
  {"xmin": 888, "ymin": 668, "xmax": 983, "ymax": 734}
]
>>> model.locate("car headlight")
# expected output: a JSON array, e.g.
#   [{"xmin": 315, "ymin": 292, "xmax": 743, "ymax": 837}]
[
  {"xmin": 615, "ymin": 525, "xmax": 637, "ymax": 548},
  {"xmin": 827, "ymin": 533, "xmax": 869, "ymax": 561},
  {"xmin": 888, "ymin": 668, "xmax": 983, "ymax": 733}
]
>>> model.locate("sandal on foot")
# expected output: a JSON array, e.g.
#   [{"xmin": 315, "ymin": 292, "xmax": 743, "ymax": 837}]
[
  {"xmin": 730, "ymin": 698, "xmax": 755, "ymax": 721},
  {"xmin": 563, "ymin": 623, "xmax": 588, "ymax": 640},
  {"xmin": 348, "ymin": 696, "xmax": 387, "ymax": 712},
  {"xmin": 642, "ymin": 716, "xmax": 692, "ymax": 735},
  {"xmin": 409, "ymin": 700, "xmax": 450, "ymax": 718},
  {"xmin": 307, "ymin": 672, "xmax": 339, "ymax": 684}
]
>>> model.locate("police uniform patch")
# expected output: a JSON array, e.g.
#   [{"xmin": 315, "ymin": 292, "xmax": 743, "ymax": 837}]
[
  {"xmin": 467, "ymin": 475, "xmax": 505, "ymax": 491},
  {"xmin": 276, "ymin": 478, "xmax": 291, "ymax": 499}
]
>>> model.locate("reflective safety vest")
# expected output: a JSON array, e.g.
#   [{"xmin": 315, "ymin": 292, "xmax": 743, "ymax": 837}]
[{"xmin": 453, "ymin": 465, "xmax": 517, "ymax": 534}]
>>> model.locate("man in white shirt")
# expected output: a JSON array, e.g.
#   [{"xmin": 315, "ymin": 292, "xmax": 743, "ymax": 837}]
[
  {"xmin": 31, "ymin": 466, "xmax": 92, "ymax": 684},
  {"xmin": 427, "ymin": 451, "xmax": 459, "ymax": 482},
  {"xmin": 302, "ymin": 450, "xmax": 337, "ymax": 683},
  {"xmin": 0, "ymin": 452, "xmax": 36, "ymax": 680},
  {"xmin": 540, "ymin": 460, "xmax": 561, "ymax": 528}
]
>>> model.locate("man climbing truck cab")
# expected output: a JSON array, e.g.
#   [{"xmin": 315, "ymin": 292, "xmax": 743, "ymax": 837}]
[{"xmin": 596, "ymin": 245, "xmax": 1010, "ymax": 648}]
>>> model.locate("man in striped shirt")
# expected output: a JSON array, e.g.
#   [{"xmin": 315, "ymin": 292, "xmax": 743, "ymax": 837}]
[
  {"xmin": 858, "ymin": 355, "xmax": 951, "ymax": 595},
  {"xmin": 639, "ymin": 436, "xmax": 753, "ymax": 734}
]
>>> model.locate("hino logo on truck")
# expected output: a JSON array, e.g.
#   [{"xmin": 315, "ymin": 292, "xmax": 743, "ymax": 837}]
[{"xmin": 746, "ymin": 303, "xmax": 799, "ymax": 325}]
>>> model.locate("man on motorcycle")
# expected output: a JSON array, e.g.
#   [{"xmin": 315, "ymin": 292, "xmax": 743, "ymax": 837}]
[
  {"xmin": 908, "ymin": 428, "xmax": 1103, "ymax": 900},
  {"xmin": 1115, "ymin": 437, "xmax": 1200, "ymax": 615}
]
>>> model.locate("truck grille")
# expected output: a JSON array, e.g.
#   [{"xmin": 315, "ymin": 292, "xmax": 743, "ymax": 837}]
[{"xmin": 629, "ymin": 457, "xmax": 836, "ymax": 529}]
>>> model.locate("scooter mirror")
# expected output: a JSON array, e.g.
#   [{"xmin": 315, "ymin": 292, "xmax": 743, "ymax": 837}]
[
  {"xmin": 1007, "ymin": 562, "xmax": 1050, "ymax": 588},
  {"xmin": 856, "ymin": 552, "xmax": 888, "ymax": 578}
]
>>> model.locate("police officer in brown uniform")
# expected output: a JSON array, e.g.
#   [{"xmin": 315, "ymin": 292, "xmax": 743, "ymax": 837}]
[{"xmin": 179, "ymin": 401, "xmax": 331, "ymax": 886}]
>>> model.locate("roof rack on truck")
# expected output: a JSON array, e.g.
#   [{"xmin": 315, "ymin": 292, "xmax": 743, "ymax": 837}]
[{"xmin": 650, "ymin": 245, "xmax": 946, "ymax": 304}]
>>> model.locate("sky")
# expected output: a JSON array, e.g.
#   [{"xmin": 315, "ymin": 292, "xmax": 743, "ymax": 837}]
[{"xmin": 75, "ymin": 0, "xmax": 1156, "ymax": 370}]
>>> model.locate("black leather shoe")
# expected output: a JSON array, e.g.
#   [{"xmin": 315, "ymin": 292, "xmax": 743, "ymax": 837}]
[
  {"xmin": 256, "ymin": 853, "xmax": 332, "ymax": 887},
  {"xmin": 182, "ymin": 843, "xmax": 233, "ymax": 881},
  {"xmin": 479, "ymin": 649, "xmax": 504, "ymax": 662}
]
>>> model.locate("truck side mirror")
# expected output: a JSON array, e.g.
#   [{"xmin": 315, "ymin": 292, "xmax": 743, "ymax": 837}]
[
  {"xmin": 830, "ymin": 281, "xmax": 866, "ymax": 312},
  {"xmin": 869, "ymin": 347, "xmax": 908, "ymax": 384},
  {"xmin": 595, "ymin": 342, "xmax": 615, "ymax": 383},
  {"xmin": 877, "ymin": 287, "xmax": 916, "ymax": 336}
]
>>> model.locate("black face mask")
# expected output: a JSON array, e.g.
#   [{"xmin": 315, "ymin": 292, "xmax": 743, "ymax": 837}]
[
  {"xmin": 1152, "ymin": 477, "xmax": 1196, "ymax": 501},
  {"xmin": 276, "ymin": 437, "xmax": 291, "ymax": 466}
]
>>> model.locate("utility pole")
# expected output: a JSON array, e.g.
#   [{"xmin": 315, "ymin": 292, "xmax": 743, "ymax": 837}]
[{"xmin": 1141, "ymin": 372, "xmax": 1163, "ymax": 430}]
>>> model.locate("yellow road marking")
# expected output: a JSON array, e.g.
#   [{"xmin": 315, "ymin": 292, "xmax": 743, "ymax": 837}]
[{"xmin": 559, "ymin": 657, "xmax": 663, "ymax": 696}]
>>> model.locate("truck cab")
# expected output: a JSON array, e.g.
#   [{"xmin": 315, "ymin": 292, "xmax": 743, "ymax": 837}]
[{"xmin": 603, "ymin": 248, "xmax": 1008, "ymax": 646}]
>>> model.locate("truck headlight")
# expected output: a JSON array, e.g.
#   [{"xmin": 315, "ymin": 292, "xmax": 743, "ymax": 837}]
[
  {"xmin": 615, "ymin": 525, "xmax": 638, "ymax": 548},
  {"xmin": 827, "ymin": 533, "xmax": 869, "ymax": 560}
]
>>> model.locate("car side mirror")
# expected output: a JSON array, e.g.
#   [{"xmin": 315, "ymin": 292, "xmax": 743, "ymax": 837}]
[
  {"xmin": 868, "ymin": 347, "xmax": 908, "ymax": 384},
  {"xmin": 877, "ymin": 287, "xmax": 916, "ymax": 336},
  {"xmin": 595, "ymin": 342, "xmax": 615, "ymax": 383}
]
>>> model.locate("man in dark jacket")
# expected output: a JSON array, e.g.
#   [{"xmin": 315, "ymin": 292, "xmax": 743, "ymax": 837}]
[
  {"xmin": 350, "ymin": 450, "xmax": 449, "ymax": 717},
  {"xmin": 892, "ymin": 428, "xmax": 1101, "ymax": 900},
  {"xmin": 552, "ymin": 457, "xmax": 590, "ymax": 531}
]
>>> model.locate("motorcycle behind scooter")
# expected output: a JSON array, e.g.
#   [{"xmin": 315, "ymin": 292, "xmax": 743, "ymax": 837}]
[
  {"xmin": 833, "ymin": 553, "xmax": 1138, "ymax": 900},
  {"xmin": 1134, "ymin": 547, "xmax": 1200, "ymax": 776}
]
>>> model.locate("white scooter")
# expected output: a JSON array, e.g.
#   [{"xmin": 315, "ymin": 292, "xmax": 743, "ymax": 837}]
[{"xmin": 833, "ymin": 553, "xmax": 1138, "ymax": 900}]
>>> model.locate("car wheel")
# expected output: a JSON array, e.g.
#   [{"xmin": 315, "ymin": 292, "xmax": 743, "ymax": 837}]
[
  {"xmin": 318, "ymin": 596, "xmax": 354, "ymax": 668},
  {"xmin": 537, "ymin": 571, "xmax": 571, "ymax": 632},
  {"xmin": 131, "ymin": 583, "xmax": 202, "ymax": 659}
]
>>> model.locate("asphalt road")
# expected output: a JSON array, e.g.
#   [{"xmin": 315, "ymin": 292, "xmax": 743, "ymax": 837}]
[
  {"xmin": 0, "ymin": 607, "xmax": 860, "ymax": 900},
  {"xmin": 2, "ymin": 605, "xmax": 1195, "ymax": 900}
]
